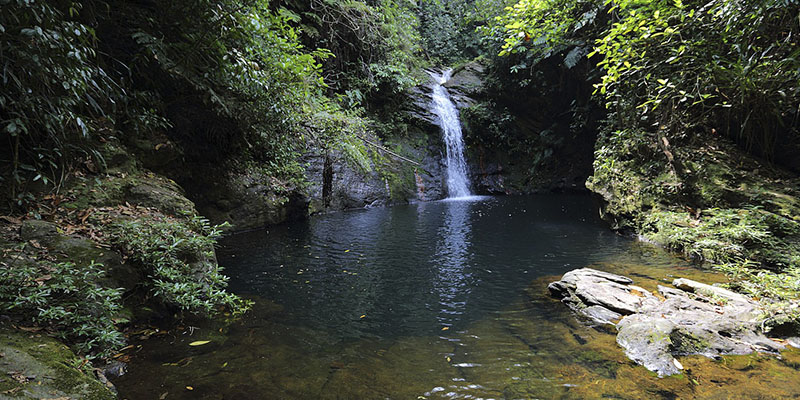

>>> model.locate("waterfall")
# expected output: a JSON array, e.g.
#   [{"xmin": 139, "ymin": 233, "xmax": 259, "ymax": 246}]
[{"xmin": 430, "ymin": 69, "xmax": 472, "ymax": 198}]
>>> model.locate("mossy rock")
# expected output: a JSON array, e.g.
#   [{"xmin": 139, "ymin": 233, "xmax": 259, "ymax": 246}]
[
  {"xmin": 18, "ymin": 220, "xmax": 139, "ymax": 290},
  {"xmin": 0, "ymin": 329, "xmax": 116, "ymax": 399},
  {"xmin": 124, "ymin": 179, "xmax": 196, "ymax": 216}
]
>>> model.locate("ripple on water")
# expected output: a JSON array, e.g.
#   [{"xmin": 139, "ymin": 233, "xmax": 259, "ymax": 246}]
[{"xmin": 112, "ymin": 195, "xmax": 800, "ymax": 399}]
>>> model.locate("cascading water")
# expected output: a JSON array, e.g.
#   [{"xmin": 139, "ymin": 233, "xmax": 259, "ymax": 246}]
[{"xmin": 430, "ymin": 69, "xmax": 471, "ymax": 198}]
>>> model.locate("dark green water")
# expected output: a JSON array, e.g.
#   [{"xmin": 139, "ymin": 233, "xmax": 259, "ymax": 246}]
[
  {"xmin": 113, "ymin": 195, "xmax": 800, "ymax": 399},
  {"xmin": 222, "ymin": 195, "xmax": 626, "ymax": 338}
]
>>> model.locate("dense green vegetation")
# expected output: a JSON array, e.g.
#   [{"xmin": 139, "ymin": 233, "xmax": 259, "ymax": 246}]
[
  {"xmin": 0, "ymin": 0, "xmax": 430, "ymax": 359},
  {"xmin": 1, "ymin": 0, "xmax": 432, "ymax": 209},
  {"xmin": 110, "ymin": 215, "xmax": 251, "ymax": 316},
  {"xmin": 488, "ymin": 0, "xmax": 800, "ymax": 316},
  {"xmin": 0, "ymin": 259, "xmax": 125, "ymax": 356}
]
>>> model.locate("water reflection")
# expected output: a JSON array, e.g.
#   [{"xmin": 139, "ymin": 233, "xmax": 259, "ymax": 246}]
[
  {"xmin": 112, "ymin": 195, "xmax": 800, "ymax": 400},
  {"xmin": 432, "ymin": 199, "xmax": 474, "ymax": 327},
  {"xmin": 221, "ymin": 194, "xmax": 626, "ymax": 339}
]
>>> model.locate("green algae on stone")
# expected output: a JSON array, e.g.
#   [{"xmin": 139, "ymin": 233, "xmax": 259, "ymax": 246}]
[{"xmin": 0, "ymin": 329, "xmax": 115, "ymax": 400}]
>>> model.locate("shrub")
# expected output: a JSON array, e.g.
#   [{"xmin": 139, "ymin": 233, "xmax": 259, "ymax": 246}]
[
  {"xmin": 110, "ymin": 214, "xmax": 251, "ymax": 316},
  {"xmin": 0, "ymin": 258, "xmax": 125, "ymax": 358},
  {"xmin": 0, "ymin": 0, "xmax": 119, "ymax": 207}
]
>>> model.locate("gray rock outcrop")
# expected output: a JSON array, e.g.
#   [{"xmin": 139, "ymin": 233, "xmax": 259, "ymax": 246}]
[
  {"xmin": 548, "ymin": 268, "xmax": 784, "ymax": 376},
  {"xmin": 304, "ymin": 149, "xmax": 392, "ymax": 212},
  {"xmin": 443, "ymin": 61, "xmax": 484, "ymax": 109},
  {"xmin": 19, "ymin": 220, "xmax": 138, "ymax": 289}
]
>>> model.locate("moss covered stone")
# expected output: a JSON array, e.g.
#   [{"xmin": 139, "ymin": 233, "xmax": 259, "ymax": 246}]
[{"xmin": 0, "ymin": 329, "xmax": 116, "ymax": 399}]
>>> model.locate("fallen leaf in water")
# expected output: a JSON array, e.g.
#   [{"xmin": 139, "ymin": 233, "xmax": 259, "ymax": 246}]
[
  {"xmin": 189, "ymin": 341, "xmax": 210, "ymax": 346},
  {"xmin": 441, "ymin": 327, "xmax": 449, "ymax": 331},
  {"xmin": 185, "ymin": 386, "xmax": 194, "ymax": 391},
  {"xmin": 344, "ymin": 249, "xmax": 350, "ymax": 253},
  {"xmin": 221, "ymin": 362, "xmax": 228, "ymax": 368},
  {"xmin": 359, "ymin": 315, "xmax": 366, "ymax": 319},
  {"xmin": 163, "ymin": 357, "xmax": 193, "ymax": 367},
  {"xmin": 159, "ymin": 392, "xmax": 168, "ymax": 399},
  {"xmin": 446, "ymin": 357, "xmax": 451, "ymax": 362}
]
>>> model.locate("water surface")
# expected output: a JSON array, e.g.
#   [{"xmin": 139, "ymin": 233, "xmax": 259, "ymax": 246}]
[{"xmin": 114, "ymin": 195, "xmax": 800, "ymax": 399}]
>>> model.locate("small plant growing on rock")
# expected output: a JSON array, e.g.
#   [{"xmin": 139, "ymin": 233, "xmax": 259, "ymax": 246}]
[
  {"xmin": 0, "ymin": 256, "xmax": 125, "ymax": 358},
  {"xmin": 110, "ymin": 213, "xmax": 251, "ymax": 317}
]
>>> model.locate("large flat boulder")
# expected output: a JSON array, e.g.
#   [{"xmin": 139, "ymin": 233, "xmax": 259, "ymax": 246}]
[
  {"xmin": 549, "ymin": 268, "xmax": 784, "ymax": 377},
  {"xmin": 548, "ymin": 268, "xmax": 659, "ymax": 318}
]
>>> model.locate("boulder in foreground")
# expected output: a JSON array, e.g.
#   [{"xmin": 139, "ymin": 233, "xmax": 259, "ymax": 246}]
[{"xmin": 548, "ymin": 268, "xmax": 783, "ymax": 376}]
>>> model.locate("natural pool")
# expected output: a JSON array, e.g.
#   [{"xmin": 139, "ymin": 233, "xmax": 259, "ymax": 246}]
[{"xmin": 113, "ymin": 195, "xmax": 800, "ymax": 399}]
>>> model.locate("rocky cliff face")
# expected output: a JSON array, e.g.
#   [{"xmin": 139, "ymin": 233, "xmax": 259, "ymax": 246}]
[
  {"xmin": 304, "ymin": 149, "xmax": 391, "ymax": 212},
  {"xmin": 179, "ymin": 167, "xmax": 308, "ymax": 231},
  {"xmin": 454, "ymin": 54, "xmax": 602, "ymax": 195},
  {"xmin": 142, "ymin": 58, "xmax": 599, "ymax": 229},
  {"xmin": 443, "ymin": 62, "xmax": 484, "ymax": 109}
]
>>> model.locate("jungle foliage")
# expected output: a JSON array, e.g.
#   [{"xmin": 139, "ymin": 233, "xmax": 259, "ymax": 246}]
[
  {"xmin": 493, "ymin": 0, "xmax": 800, "ymax": 171},
  {"xmin": 0, "ymin": 0, "xmax": 429, "ymax": 357},
  {"xmin": 0, "ymin": 0, "xmax": 429, "ymax": 212},
  {"xmin": 488, "ymin": 0, "xmax": 800, "ymax": 305},
  {"xmin": 110, "ymin": 215, "xmax": 252, "ymax": 317},
  {"xmin": 0, "ymin": 258, "xmax": 125, "ymax": 357}
]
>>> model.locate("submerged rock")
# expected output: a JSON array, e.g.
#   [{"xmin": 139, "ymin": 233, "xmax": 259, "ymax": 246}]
[{"xmin": 549, "ymin": 268, "xmax": 784, "ymax": 377}]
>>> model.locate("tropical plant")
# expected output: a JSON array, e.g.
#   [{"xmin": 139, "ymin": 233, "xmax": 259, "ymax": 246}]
[
  {"xmin": 0, "ymin": 0, "xmax": 119, "ymax": 208},
  {"xmin": 0, "ymin": 258, "xmax": 125, "ymax": 357},
  {"xmin": 110, "ymin": 214, "xmax": 251, "ymax": 316}
]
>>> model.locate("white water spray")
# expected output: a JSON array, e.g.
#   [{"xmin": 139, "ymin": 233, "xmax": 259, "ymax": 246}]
[{"xmin": 430, "ymin": 69, "xmax": 471, "ymax": 198}]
